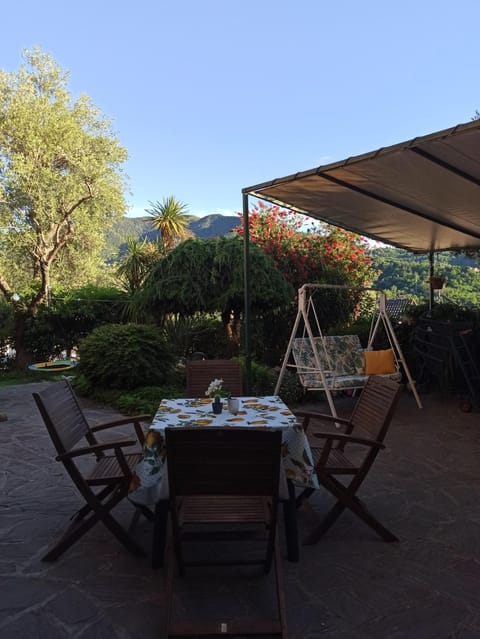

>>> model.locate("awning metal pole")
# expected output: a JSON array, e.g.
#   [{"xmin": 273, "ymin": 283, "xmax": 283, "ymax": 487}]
[
  {"xmin": 429, "ymin": 250, "xmax": 434, "ymax": 311},
  {"xmin": 242, "ymin": 193, "xmax": 251, "ymax": 393}
]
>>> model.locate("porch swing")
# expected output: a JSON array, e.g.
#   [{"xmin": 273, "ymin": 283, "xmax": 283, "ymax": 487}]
[{"xmin": 274, "ymin": 284, "xmax": 422, "ymax": 417}]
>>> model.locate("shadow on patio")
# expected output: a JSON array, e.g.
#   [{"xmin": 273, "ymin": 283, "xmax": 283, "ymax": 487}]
[{"xmin": 2, "ymin": 381, "xmax": 480, "ymax": 638}]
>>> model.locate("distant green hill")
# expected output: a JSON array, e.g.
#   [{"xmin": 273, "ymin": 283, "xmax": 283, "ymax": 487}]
[
  {"xmin": 105, "ymin": 217, "xmax": 151, "ymax": 256},
  {"xmin": 105, "ymin": 213, "xmax": 239, "ymax": 256},
  {"xmin": 369, "ymin": 247, "xmax": 480, "ymax": 306},
  {"xmin": 189, "ymin": 213, "xmax": 240, "ymax": 238}
]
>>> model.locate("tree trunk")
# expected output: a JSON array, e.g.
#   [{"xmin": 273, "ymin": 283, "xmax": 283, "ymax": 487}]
[
  {"xmin": 221, "ymin": 308, "xmax": 241, "ymax": 356},
  {"xmin": 12, "ymin": 311, "xmax": 33, "ymax": 369}
]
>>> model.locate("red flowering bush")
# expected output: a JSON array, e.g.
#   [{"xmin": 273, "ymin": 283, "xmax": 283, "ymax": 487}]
[{"xmin": 234, "ymin": 202, "xmax": 374, "ymax": 291}]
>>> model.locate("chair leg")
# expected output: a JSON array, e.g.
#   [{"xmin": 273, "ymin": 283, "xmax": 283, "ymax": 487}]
[
  {"xmin": 295, "ymin": 487, "xmax": 315, "ymax": 509},
  {"xmin": 273, "ymin": 534, "xmax": 289, "ymax": 639},
  {"xmin": 43, "ymin": 490, "xmax": 146, "ymax": 561},
  {"xmin": 128, "ymin": 504, "xmax": 154, "ymax": 533},
  {"xmin": 128, "ymin": 508, "xmax": 141, "ymax": 533},
  {"xmin": 165, "ymin": 527, "xmax": 176, "ymax": 637},
  {"xmin": 302, "ymin": 500, "xmax": 346, "ymax": 545},
  {"xmin": 303, "ymin": 474, "xmax": 398, "ymax": 545},
  {"xmin": 345, "ymin": 494, "xmax": 399, "ymax": 542},
  {"xmin": 99, "ymin": 509, "xmax": 147, "ymax": 556},
  {"xmin": 43, "ymin": 511, "xmax": 102, "ymax": 561},
  {"xmin": 152, "ymin": 499, "xmax": 169, "ymax": 569},
  {"xmin": 165, "ymin": 535, "xmax": 287, "ymax": 638},
  {"xmin": 72, "ymin": 485, "xmax": 114, "ymax": 522},
  {"xmin": 136, "ymin": 503, "xmax": 155, "ymax": 522},
  {"xmin": 329, "ymin": 474, "xmax": 399, "ymax": 542},
  {"xmin": 282, "ymin": 479, "xmax": 299, "ymax": 562}
]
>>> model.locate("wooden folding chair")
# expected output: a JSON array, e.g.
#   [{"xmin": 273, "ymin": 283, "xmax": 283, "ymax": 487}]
[
  {"xmin": 33, "ymin": 380, "xmax": 152, "ymax": 561},
  {"xmin": 295, "ymin": 375, "xmax": 403, "ymax": 545},
  {"xmin": 165, "ymin": 427, "xmax": 287, "ymax": 638},
  {"xmin": 185, "ymin": 358, "xmax": 243, "ymax": 398}
]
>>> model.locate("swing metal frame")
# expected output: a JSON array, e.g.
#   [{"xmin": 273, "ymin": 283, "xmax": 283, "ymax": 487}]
[{"xmin": 274, "ymin": 284, "xmax": 422, "ymax": 417}]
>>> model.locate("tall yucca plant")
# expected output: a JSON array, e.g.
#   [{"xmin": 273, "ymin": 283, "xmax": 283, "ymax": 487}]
[
  {"xmin": 146, "ymin": 196, "xmax": 192, "ymax": 251},
  {"xmin": 116, "ymin": 236, "xmax": 162, "ymax": 294}
]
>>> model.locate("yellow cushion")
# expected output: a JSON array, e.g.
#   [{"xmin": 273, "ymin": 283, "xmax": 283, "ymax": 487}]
[{"xmin": 364, "ymin": 349, "xmax": 396, "ymax": 375}]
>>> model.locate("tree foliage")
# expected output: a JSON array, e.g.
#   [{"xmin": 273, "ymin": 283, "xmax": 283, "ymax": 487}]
[
  {"xmin": 133, "ymin": 235, "xmax": 294, "ymax": 320},
  {"xmin": 371, "ymin": 247, "xmax": 480, "ymax": 306},
  {"xmin": 234, "ymin": 202, "xmax": 375, "ymax": 290},
  {"xmin": 4, "ymin": 285, "xmax": 126, "ymax": 363},
  {"xmin": 233, "ymin": 202, "xmax": 378, "ymax": 342},
  {"xmin": 0, "ymin": 48, "xmax": 128, "ymax": 364}
]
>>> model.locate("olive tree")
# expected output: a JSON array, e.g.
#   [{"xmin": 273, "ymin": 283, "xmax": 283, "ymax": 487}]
[{"xmin": 0, "ymin": 48, "xmax": 128, "ymax": 366}]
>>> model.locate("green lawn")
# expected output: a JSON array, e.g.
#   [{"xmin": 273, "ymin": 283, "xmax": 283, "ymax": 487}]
[{"xmin": 0, "ymin": 369, "xmax": 73, "ymax": 386}]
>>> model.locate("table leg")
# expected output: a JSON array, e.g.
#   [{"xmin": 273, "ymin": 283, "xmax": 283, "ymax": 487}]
[
  {"xmin": 282, "ymin": 479, "xmax": 299, "ymax": 562},
  {"xmin": 152, "ymin": 499, "xmax": 169, "ymax": 569}
]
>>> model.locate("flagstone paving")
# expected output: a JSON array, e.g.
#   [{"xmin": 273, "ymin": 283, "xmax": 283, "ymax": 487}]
[{"xmin": 1, "ymin": 381, "xmax": 480, "ymax": 638}]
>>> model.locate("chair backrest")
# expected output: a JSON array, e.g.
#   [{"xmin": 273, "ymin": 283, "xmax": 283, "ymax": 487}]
[
  {"xmin": 165, "ymin": 427, "xmax": 286, "ymax": 635},
  {"xmin": 349, "ymin": 375, "xmax": 403, "ymax": 442},
  {"xmin": 32, "ymin": 380, "xmax": 92, "ymax": 455},
  {"xmin": 186, "ymin": 359, "xmax": 243, "ymax": 397},
  {"xmin": 165, "ymin": 427, "xmax": 282, "ymax": 498}
]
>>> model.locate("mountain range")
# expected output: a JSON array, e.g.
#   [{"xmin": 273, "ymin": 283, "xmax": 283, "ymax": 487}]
[{"xmin": 106, "ymin": 214, "xmax": 239, "ymax": 255}]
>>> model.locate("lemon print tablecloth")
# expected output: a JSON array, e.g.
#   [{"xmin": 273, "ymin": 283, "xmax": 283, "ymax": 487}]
[{"xmin": 130, "ymin": 395, "xmax": 318, "ymax": 505}]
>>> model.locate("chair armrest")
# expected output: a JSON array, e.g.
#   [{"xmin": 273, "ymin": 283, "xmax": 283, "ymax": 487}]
[
  {"xmin": 310, "ymin": 431, "xmax": 385, "ymax": 450},
  {"xmin": 55, "ymin": 439, "xmax": 137, "ymax": 461},
  {"xmin": 90, "ymin": 415, "xmax": 152, "ymax": 445},
  {"xmin": 294, "ymin": 410, "xmax": 352, "ymax": 433}
]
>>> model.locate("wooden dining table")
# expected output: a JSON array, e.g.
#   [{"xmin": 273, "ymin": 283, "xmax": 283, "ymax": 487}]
[{"xmin": 129, "ymin": 395, "xmax": 318, "ymax": 567}]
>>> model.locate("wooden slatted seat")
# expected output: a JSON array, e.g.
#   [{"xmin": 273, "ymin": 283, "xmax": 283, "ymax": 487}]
[
  {"xmin": 295, "ymin": 375, "xmax": 403, "ymax": 545},
  {"xmin": 33, "ymin": 380, "xmax": 152, "ymax": 561},
  {"xmin": 310, "ymin": 447, "xmax": 358, "ymax": 474},
  {"xmin": 88, "ymin": 453, "xmax": 140, "ymax": 484},
  {"xmin": 181, "ymin": 496, "xmax": 269, "ymax": 523}
]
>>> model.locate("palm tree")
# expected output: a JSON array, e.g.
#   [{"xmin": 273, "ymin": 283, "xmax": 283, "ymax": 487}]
[{"xmin": 146, "ymin": 196, "xmax": 192, "ymax": 251}]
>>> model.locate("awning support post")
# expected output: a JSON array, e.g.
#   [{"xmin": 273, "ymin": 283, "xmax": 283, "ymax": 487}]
[
  {"xmin": 429, "ymin": 251, "xmax": 434, "ymax": 311},
  {"xmin": 243, "ymin": 193, "xmax": 252, "ymax": 393}
]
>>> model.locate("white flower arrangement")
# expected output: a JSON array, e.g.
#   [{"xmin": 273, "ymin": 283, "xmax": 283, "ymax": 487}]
[{"xmin": 205, "ymin": 378, "xmax": 224, "ymax": 399}]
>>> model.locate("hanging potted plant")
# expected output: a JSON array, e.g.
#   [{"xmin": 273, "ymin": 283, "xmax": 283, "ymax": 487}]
[{"xmin": 430, "ymin": 274, "xmax": 446, "ymax": 290}]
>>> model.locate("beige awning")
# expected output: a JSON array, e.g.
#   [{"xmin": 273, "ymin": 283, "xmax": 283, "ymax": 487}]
[{"xmin": 243, "ymin": 119, "xmax": 480, "ymax": 253}]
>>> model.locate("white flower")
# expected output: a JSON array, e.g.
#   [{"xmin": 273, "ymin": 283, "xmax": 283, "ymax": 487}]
[{"xmin": 205, "ymin": 378, "xmax": 223, "ymax": 398}]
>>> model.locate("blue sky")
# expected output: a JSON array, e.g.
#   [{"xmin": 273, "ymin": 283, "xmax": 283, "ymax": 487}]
[{"xmin": 2, "ymin": 0, "xmax": 480, "ymax": 218}]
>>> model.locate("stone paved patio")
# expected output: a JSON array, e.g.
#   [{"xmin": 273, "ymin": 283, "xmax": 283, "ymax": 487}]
[{"xmin": 2, "ymin": 381, "xmax": 480, "ymax": 638}]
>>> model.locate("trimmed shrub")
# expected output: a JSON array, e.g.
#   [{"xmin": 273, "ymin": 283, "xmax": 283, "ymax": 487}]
[
  {"xmin": 114, "ymin": 383, "xmax": 185, "ymax": 415},
  {"xmin": 243, "ymin": 358, "xmax": 304, "ymax": 406},
  {"xmin": 78, "ymin": 323, "xmax": 176, "ymax": 390},
  {"xmin": 277, "ymin": 368, "xmax": 304, "ymax": 405}
]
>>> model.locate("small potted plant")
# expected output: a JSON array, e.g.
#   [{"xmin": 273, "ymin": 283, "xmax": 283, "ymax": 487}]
[{"xmin": 206, "ymin": 378, "xmax": 227, "ymax": 414}]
